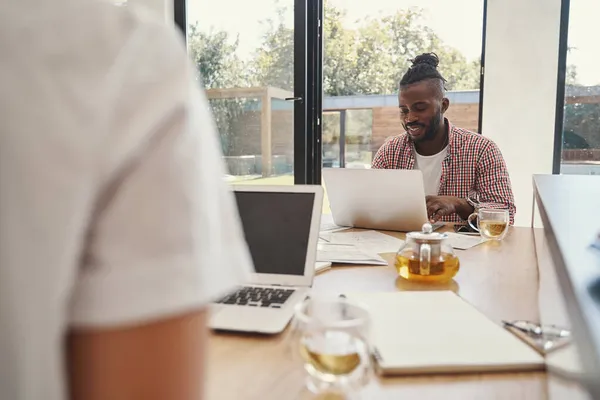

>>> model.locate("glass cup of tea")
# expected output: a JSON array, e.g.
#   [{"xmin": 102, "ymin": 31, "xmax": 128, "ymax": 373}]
[
  {"xmin": 289, "ymin": 296, "xmax": 372, "ymax": 396},
  {"xmin": 467, "ymin": 208, "xmax": 510, "ymax": 240}
]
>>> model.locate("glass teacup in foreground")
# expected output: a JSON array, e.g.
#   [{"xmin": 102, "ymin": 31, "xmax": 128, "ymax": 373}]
[
  {"xmin": 467, "ymin": 208, "xmax": 510, "ymax": 240},
  {"xmin": 289, "ymin": 296, "xmax": 372, "ymax": 396}
]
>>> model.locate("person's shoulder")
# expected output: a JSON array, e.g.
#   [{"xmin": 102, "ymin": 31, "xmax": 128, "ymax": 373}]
[
  {"xmin": 451, "ymin": 125, "xmax": 499, "ymax": 150},
  {"xmin": 77, "ymin": 3, "xmax": 194, "ymax": 177},
  {"xmin": 30, "ymin": 0, "xmax": 172, "ymax": 42},
  {"xmin": 71, "ymin": 0, "xmax": 173, "ymax": 34},
  {"xmin": 13, "ymin": 0, "xmax": 188, "ymax": 79},
  {"xmin": 93, "ymin": 2, "xmax": 186, "ymax": 63},
  {"xmin": 379, "ymin": 133, "xmax": 410, "ymax": 151},
  {"xmin": 74, "ymin": 0, "xmax": 185, "ymax": 61}
]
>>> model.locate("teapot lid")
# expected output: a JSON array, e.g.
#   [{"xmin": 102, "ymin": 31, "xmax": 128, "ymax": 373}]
[{"xmin": 407, "ymin": 223, "xmax": 447, "ymax": 241}]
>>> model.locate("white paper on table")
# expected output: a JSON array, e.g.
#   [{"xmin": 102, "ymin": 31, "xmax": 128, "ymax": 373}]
[
  {"xmin": 444, "ymin": 232, "xmax": 485, "ymax": 250},
  {"xmin": 315, "ymin": 262, "xmax": 332, "ymax": 273},
  {"xmin": 319, "ymin": 214, "xmax": 350, "ymax": 234},
  {"xmin": 316, "ymin": 242, "xmax": 388, "ymax": 265},
  {"xmin": 322, "ymin": 230, "xmax": 405, "ymax": 254}
]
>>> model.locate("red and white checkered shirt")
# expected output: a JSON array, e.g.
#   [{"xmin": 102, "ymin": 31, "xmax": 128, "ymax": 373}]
[{"xmin": 371, "ymin": 120, "xmax": 516, "ymax": 224}]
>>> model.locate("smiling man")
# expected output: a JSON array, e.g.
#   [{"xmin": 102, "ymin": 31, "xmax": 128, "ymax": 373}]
[{"xmin": 372, "ymin": 53, "xmax": 516, "ymax": 224}]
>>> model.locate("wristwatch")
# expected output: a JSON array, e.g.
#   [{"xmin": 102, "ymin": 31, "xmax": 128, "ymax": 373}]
[{"xmin": 466, "ymin": 195, "xmax": 479, "ymax": 211}]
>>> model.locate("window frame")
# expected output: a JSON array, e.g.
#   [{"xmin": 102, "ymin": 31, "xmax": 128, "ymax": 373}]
[
  {"xmin": 175, "ymin": 0, "xmax": 486, "ymax": 181},
  {"xmin": 477, "ymin": 0, "xmax": 488, "ymax": 134},
  {"xmin": 552, "ymin": 0, "xmax": 572, "ymax": 174},
  {"xmin": 172, "ymin": 0, "xmax": 323, "ymax": 185}
]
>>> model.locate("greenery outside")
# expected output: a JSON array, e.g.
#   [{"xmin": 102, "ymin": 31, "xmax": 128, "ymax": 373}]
[{"xmin": 187, "ymin": 1, "xmax": 598, "ymax": 169}]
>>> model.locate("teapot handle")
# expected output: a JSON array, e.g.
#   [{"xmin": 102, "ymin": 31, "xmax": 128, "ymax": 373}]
[{"xmin": 419, "ymin": 243, "xmax": 431, "ymax": 276}]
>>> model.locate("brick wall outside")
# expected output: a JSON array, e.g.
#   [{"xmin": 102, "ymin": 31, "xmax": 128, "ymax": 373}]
[
  {"xmin": 562, "ymin": 149, "xmax": 600, "ymax": 162},
  {"xmin": 370, "ymin": 103, "xmax": 480, "ymax": 156},
  {"xmin": 224, "ymin": 111, "xmax": 261, "ymax": 157},
  {"xmin": 271, "ymin": 109, "xmax": 294, "ymax": 157},
  {"xmin": 221, "ymin": 99, "xmax": 598, "ymax": 175},
  {"xmin": 225, "ymin": 103, "xmax": 479, "ymax": 158},
  {"xmin": 224, "ymin": 110, "xmax": 294, "ymax": 157}
]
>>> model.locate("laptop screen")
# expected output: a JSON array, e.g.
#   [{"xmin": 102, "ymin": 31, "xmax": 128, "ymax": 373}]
[{"xmin": 234, "ymin": 190, "xmax": 315, "ymax": 276}]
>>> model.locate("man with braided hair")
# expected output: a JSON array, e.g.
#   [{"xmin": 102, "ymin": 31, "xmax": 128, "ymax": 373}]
[{"xmin": 372, "ymin": 53, "xmax": 516, "ymax": 225}]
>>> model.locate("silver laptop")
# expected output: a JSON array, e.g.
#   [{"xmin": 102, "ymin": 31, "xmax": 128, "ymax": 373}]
[
  {"xmin": 323, "ymin": 168, "xmax": 439, "ymax": 232},
  {"xmin": 210, "ymin": 184, "xmax": 323, "ymax": 334}
]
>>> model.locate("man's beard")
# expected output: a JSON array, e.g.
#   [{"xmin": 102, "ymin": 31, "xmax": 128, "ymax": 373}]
[{"xmin": 404, "ymin": 113, "xmax": 442, "ymax": 142}]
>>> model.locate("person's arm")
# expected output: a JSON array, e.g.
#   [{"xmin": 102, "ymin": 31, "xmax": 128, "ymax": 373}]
[
  {"xmin": 473, "ymin": 141, "xmax": 516, "ymax": 224},
  {"xmin": 68, "ymin": 311, "xmax": 208, "ymax": 400},
  {"xmin": 371, "ymin": 140, "xmax": 391, "ymax": 169},
  {"xmin": 426, "ymin": 141, "xmax": 514, "ymax": 223},
  {"xmin": 425, "ymin": 195, "xmax": 473, "ymax": 222},
  {"xmin": 66, "ymin": 18, "xmax": 252, "ymax": 400}
]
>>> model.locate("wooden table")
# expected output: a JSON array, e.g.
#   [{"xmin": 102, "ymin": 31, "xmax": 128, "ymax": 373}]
[{"xmin": 206, "ymin": 226, "xmax": 591, "ymax": 400}]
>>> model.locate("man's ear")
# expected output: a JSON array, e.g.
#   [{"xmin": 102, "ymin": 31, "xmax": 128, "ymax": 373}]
[{"xmin": 441, "ymin": 98, "xmax": 450, "ymax": 114}]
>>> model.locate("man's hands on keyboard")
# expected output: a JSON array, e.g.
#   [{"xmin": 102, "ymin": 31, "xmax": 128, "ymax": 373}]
[{"xmin": 217, "ymin": 287, "xmax": 295, "ymax": 308}]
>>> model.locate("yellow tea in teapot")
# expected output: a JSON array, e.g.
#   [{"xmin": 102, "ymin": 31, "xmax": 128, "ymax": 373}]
[{"xmin": 395, "ymin": 251, "xmax": 460, "ymax": 283}]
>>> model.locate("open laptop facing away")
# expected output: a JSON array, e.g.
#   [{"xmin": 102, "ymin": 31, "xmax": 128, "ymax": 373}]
[
  {"xmin": 210, "ymin": 184, "xmax": 323, "ymax": 334},
  {"xmin": 323, "ymin": 168, "xmax": 442, "ymax": 232}
]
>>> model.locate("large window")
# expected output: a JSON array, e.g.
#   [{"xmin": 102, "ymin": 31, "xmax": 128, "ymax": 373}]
[
  {"xmin": 558, "ymin": 0, "xmax": 600, "ymax": 175},
  {"xmin": 322, "ymin": 0, "xmax": 485, "ymax": 170},
  {"xmin": 186, "ymin": 1, "xmax": 295, "ymax": 185},
  {"xmin": 177, "ymin": 0, "xmax": 485, "ymax": 207},
  {"xmin": 322, "ymin": 109, "xmax": 373, "ymax": 168},
  {"xmin": 181, "ymin": 0, "xmax": 320, "ymax": 185}
]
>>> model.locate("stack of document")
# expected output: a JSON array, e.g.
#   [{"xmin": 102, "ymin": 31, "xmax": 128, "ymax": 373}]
[
  {"xmin": 314, "ymin": 261, "xmax": 332, "ymax": 274},
  {"xmin": 321, "ymin": 230, "xmax": 404, "ymax": 254},
  {"xmin": 317, "ymin": 230, "xmax": 404, "ymax": 266},
  {"xmin": 317, "ymin": 242, "xmax": 388, "ymax": 265},
  {"xmin": 319, "ymin": 213, "xmax": 350, "ymax": 234},
  {"xmin": 444, "ymin": 232, "xmax": 485, "ymax": 250}
]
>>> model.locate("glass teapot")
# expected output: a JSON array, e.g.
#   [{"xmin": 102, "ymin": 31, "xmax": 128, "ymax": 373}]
[{"xmin": 394, "ymin": 223, "xmax": 460, "ymax": 283}]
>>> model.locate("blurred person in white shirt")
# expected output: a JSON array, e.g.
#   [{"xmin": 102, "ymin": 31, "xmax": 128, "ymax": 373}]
[{"xmin": 0, "ymin": 1, "xmax": 253, "ymax": 399}]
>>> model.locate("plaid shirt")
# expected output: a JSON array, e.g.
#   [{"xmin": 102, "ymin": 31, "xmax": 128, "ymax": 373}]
[{"xmin": 372, "ymin": 120, "xmax": 516, "ymax": 224}]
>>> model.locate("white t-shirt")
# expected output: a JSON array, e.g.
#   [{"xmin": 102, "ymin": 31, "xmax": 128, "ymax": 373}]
[
  {"xmin": 414, "ymin": 145, "xmax": 449, "ymax": 196},
  {"xmin": 0, "ymin": 1, "xmax": 253, "ymax": 399}
]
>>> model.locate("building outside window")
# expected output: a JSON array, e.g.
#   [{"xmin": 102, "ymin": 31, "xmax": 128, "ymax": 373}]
[
  {"xmin": 322, "ymin": 0, "xmax": 484, "ymax": 170},
  {"xmin": 560, "ymin": 0, "xmax": 600, "ymax": 175},
  {"xmin": 185, "ymin": 0, "xmax": 484, "ymax": 191}
]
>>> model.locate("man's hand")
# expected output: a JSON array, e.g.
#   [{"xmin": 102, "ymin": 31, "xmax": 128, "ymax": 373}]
[{"xmin": 426, "ymin": 196, "xmax": 474, "ymax": 222}]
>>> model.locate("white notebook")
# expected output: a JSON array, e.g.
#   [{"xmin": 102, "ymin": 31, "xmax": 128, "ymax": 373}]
[{"xmin": 347, "ymin": 291, "xmax": 545, "ymax": 375}]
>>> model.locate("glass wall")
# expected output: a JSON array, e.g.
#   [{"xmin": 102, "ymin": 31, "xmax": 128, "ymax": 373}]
[
  {"xmin": 560, "ymin": 0, "xmax": 600, "ymax": 175},
  {"xmin": 320, "ymin": 0, "xmax": 484, "ymax": 212},
  {"xmin": 186, "ymin": 0, "xmax": 296, "ymax": 185},
  {"xmin": 321, "ymin": 0, "xmax": 484, "ymax": 171},
  {"xmin": 322, "ymin": 110, "xmax": 373, "ymax": 169}
]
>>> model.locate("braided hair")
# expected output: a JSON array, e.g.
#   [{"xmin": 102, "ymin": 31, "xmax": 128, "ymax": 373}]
[{"xmin": 399, "ymin": 53, "xmax": 447, "ymax": 94}]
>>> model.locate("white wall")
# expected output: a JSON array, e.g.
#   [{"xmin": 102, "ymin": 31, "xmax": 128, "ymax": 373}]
[
  {"xmin": 127, "ymin": 0, "xmax": 173, "ymax": 23},
  {"xmin": 482, "ymin": 0, "xmax": 562, "ymax": 227}
]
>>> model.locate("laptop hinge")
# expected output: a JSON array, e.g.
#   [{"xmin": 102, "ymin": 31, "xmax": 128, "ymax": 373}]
[{"xmin": 270, "ymin": 283, "xmax": 312, "ymax": 288}]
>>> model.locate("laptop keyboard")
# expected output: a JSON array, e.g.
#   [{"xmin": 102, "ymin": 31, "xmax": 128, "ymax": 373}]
[{"xmin": 216, "ymin": 286, "xmax": 295, "ymax": 308}]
